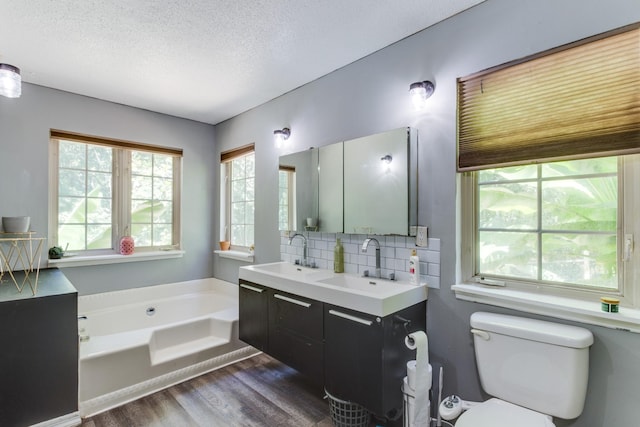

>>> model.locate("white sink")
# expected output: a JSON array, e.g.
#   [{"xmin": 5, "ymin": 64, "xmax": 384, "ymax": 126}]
[
  {"xmin": 317, "ymin": 275, "xmax": 401, "ymax": 295},
  {"xmin": 252, "ymin": 262, "xmax": 320, "ymax": 275},
  {"xmin": 239, "ymin": 262, "xmax": 427, "ymax": 316}
]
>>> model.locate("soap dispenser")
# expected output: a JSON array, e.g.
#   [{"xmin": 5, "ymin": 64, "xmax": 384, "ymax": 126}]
[
  {"xmin": 409, "ymin": 249, "xmax": 420, "ymax": 285},
  {"xmin": 334, "ymin": 238, "xmax": 344, "ymax": 273}
]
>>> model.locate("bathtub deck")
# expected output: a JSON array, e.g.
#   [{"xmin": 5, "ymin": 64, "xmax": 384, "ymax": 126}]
[{"xmin": 81, "ymin": 353, "xmax": 335, "ymax": 427}]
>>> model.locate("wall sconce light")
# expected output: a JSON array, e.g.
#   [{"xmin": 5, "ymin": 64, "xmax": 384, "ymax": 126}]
[
  {"xmin": 381, "ymin": 154, "xmax": 393, "ymax": 173},
  {"xmin": 0, "ymin": 63, "xmax": 22, "ymax": 98},
  {"xmin": 409, "ymin": 80, "xmax": 435, "ymax": 109},
  {"xmin": 274, "ymin": 127, "xmax": 291, "ymax": 148}
]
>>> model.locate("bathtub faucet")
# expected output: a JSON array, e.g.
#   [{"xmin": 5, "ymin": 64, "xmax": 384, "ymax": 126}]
[{"xmin": 78, "ymin": 315, "xmax": 90, "ymax": 342}]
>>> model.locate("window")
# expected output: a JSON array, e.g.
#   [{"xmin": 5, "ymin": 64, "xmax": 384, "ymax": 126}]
[
  {"xmin": 457, "ymin": 24, "xmax": 640, "ymax": 317},
  {"xmin": 461, "ymin": 155, "xmax": 640, "ymax": 304},
  {"xmin": 220, "ymin": 144, "xmax": 255, "ymax": 249},
  {"xmin": 49, "ymin": 131, "xmax": 182, "ymax": 255}
]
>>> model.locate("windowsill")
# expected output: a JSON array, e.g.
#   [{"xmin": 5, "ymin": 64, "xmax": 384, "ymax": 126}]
[
  {"xmin": 48, "ymin": 250, "xmax": 185, "ymax": 268},
  {"xmin": 452, "ymin": 283, "xmax": 640, "ymax": 333},
  {"xmin": 214, "ymin": 250, "xmax": 254, "ymax": 263}
]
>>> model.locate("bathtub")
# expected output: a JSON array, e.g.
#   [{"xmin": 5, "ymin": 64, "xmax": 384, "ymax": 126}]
[{"xmin": 77, "ymin": 278, "xmax": 260, "ymax": 417}]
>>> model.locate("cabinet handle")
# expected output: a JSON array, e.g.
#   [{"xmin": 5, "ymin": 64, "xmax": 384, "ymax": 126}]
[
  {"xmin": 240, "ymin": 284, "xmax": 264, "ymax": 293},
  {"xmin": 329, "ymin": 309, "xmax": 373, "ymax": 326},
  {"xmin": 274, "ymin": 294, "xmax": 311, "ymax": 308}
]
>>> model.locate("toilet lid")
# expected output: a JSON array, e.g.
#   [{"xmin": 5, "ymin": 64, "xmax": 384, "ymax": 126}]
[{"xmin": 456, "ymin": 399, "xmax": 555, "ymax": 427}]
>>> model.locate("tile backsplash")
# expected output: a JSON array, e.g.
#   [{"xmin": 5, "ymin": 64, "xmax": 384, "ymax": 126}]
[{"xmin": 280, "ymin": 231, "xmax": 441, "ymax": 288}]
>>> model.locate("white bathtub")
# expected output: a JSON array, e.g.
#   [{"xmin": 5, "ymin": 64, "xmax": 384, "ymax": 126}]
[{"xmin": 77, "ymin": 278, "xmax": 260, "ymax": 417}]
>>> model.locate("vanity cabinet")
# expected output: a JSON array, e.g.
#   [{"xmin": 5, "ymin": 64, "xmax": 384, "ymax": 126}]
[
  {"xmin": 238, "ymin": 278, "xmax": 426, "ymax": 422},
  {"xmin": 0, "ymin": 269, "xmax": 78, "ymax": 427},
  {"xmin": 238, "ymin": 281, "xmax": 269, "ymax": 351}
]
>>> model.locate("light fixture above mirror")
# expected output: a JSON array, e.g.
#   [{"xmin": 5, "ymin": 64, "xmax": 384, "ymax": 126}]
[
  {"xmin": 274, "ymin": 127, "xmax": 291, "ymax": 148},
  {"xmin": 409, "ymin": 80, "xmax": 434, "ymax": 109}
]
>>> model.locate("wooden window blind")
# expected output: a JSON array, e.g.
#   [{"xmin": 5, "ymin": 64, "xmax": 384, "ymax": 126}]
[{"xmin": 457, "ymin": 23, "xmax": 640, "ymax": 171}]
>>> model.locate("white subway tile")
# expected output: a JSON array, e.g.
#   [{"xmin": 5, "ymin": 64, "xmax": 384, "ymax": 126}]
[
  {"xmin": 279, "ymin": 233, "xmax": 441, "ymax": 287},
  {"xmin": 428, "ymin": 262, "xmax": 440, "ymax": 277}
]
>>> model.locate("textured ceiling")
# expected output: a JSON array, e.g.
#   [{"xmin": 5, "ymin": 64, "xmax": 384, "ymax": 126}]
[{"xmin": 0, "ymin": 0, "xmax": 485, "ymax": 124}]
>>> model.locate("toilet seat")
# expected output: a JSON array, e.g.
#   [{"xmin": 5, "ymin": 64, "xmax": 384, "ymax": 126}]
[{"xmin": 456, "ymin": 398, "xmax": 555, "ymax": 427}]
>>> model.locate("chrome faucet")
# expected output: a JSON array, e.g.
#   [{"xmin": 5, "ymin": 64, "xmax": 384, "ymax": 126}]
[
  {"xmin": 361, "ymin": 238, "xmax": 381, "ymax": 278},
  {"xmin": 288, "ymin": 233, "xmax": 308, "ymax": 266}
]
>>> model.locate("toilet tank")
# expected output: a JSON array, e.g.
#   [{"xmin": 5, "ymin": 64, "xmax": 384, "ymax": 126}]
[{"xmin": 470, "ymin": 312, "xmax": 594, "ymax": 419}]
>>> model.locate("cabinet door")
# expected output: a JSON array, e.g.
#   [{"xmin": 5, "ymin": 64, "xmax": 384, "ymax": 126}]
[
  {"xmin": 324, "ymin": 305, "xmax": 383, "ymax": 413},
  {"xmin": 238, "ymin": 280, "xmax": 269, "ymax": 351},
  {"xmin": 0, "ymin": 289, "xmax": 78, "ymax": 426}
]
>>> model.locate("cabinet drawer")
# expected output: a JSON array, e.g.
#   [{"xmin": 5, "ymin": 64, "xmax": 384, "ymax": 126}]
[
  {"xmin": 269, "ymin": 290, "xmax": 323, "ymax": 341},
  {"xmin": 269, "ymin": 327, "xmax": 324, "ymax": 386}
]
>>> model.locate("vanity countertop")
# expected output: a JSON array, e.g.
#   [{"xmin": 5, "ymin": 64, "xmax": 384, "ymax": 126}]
[
  {"xmin": 239, "ymin": 261, "xmax": 427, "ymax": 316},
  {"xmin": 0, "ymin": 268, "xmax": 77, "ymax": 302}
]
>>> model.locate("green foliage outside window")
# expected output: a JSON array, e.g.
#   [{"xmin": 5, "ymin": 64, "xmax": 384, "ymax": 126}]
[{"xmin": 477, "ymin": 157, "xmax": 618, "ymax": 289}]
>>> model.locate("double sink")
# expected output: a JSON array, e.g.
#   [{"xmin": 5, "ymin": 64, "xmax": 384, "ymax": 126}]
[{"xmin": 239, "ymin": 262, "xmax": 428, "ymax": 316}]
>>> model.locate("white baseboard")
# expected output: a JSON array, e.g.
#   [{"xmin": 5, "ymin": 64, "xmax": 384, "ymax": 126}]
[
  {"xmin": 79, "ymin": 346, "xmax": 261, "ymax": 418},
  {"xmin": 29, "ymin": 412, "xmax": 81, "ymax": 427}
]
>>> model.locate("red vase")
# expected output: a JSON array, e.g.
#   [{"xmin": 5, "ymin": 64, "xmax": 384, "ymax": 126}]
[{"xmin": 119, "ymin": 235, "xmax": 135, "ymax": 255}]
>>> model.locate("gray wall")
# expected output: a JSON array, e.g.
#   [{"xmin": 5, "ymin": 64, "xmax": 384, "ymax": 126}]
[
  {"xmin": 213, "ymin": 0, "xmax": 640, "ymax": 425},
  {"xmin": 0, "ymin": 84, "xmax": 217, "ymax": 295}
]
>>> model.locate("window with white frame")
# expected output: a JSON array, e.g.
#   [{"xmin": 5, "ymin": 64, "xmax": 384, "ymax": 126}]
[
  {"xmin": 220, "ymin": 144, "xmax": 255, "ymax": 249},
  {"xmin": 457, "ymin": 24, "xmax": 640, "ymax": 309},
  {"xmin": 461, "ymin": 155, "xmax": 639, "ymax": 306},
  {"xmin": 49, "ymin": 131, "xmax": 182, "ymax": 254}
]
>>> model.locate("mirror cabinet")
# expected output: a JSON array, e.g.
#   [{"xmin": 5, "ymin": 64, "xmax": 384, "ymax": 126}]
[{"xmin": 278, "ymin": 127, "xmax": 418, "ymax": 236}]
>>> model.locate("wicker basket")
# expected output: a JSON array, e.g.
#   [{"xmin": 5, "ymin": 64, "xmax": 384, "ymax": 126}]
[{"xmin": 325, "ymin": 389, "xmax": 371, "ymax": 427}]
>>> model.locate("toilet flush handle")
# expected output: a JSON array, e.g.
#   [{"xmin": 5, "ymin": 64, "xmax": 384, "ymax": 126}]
[{"xmin": 470, "ymin": 329, "xmax": 490, "ymax": 340}]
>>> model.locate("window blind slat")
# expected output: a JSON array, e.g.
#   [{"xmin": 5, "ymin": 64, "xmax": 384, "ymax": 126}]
[{"xmin": 457, "ymin": 24, "xmax": 640, "ymax": 171}]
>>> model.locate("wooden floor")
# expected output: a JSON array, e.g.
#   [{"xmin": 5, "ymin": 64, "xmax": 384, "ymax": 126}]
[{"xmin": 81, "ymin": 353, "xmax": 334, "ymax": 427}]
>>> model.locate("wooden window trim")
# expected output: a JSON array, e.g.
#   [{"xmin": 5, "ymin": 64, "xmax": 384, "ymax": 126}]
[
  {"xmin": 51, "ymin": 130, "xmax": 183, "ymax": 157},
  {"xmin": 221, "ymin": 143, "xmax": 255, "ymax": 162}
]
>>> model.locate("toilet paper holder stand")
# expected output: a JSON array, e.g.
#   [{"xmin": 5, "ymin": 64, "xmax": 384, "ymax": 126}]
[{"xmin": 395, "ymin": 315, "xmax": 415, "ymax": 345}]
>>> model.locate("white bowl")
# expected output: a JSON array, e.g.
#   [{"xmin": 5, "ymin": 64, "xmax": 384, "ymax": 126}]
[{"xmin": 2, "ymin": 216, "xmax": 31, "ymax": 233}]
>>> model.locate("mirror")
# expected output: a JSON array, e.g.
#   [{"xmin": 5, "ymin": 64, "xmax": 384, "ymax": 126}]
[
  {"xmin": 278, "ymin": 127, "xmax": 418, "ymax": 236},
  {"xmin": 344, "ymin": 127, "xmax": 416, "ymax": 235},
  {"xmin": 278, "ymin": 148, "xmax": 319, "ymax": 232},
  {"xmin": 318, "ymin": 142, "xmax": 344, "ymax": 233}
]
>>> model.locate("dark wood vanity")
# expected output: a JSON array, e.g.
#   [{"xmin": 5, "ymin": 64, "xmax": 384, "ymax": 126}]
[{"xmin": 239, "ymin": 278, "xmax": 426, "ymax": 422}]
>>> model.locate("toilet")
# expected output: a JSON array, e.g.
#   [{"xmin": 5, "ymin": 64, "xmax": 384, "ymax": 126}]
[{"xmin": 441, "ymin": 312, "xmax": 594, "ymax": 427}]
